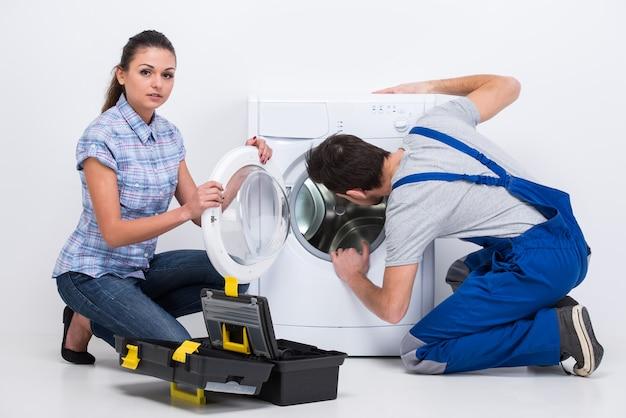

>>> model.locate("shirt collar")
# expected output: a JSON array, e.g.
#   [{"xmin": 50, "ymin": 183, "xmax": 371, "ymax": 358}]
[{"xmin": 116, "ymin": 94, "xmax": 156, "ymax": 144}]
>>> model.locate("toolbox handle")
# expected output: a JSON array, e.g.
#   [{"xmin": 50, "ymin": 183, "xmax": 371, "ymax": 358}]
[
  {"xmin": 170, "ymin": 383, "xmax": 206, "ymax": 405},
  {"xmin": 224, "ymin": 276, "xmax": 239, "ymax": 297},
  {"xmin": 222, "ymin": 323, "xmax": 252, "ymax": 355}
]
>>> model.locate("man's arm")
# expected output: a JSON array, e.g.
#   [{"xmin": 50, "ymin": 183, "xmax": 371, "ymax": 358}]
[
  {"xmin": 374, "ymin": 74, "xmax": 521, "ymax": 123},
  {"xmin": 330, "ymin": 242, "xmax": 418, "ymax": 324},
  {"xmin": 345, "ymin": 264, "xmax": 418, "ymax": 324}
]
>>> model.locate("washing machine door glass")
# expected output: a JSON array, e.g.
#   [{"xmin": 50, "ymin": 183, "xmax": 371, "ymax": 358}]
[
  {"xmin": 202, "ymin": 147, "xmax": 289, "ymax": 283},
  {"xmin": 221, "ymin": 166, "xmax": 289, "ymax": 265}
]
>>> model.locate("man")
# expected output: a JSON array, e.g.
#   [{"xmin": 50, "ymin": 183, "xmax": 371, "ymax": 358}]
[{"xmin": 305, "ymin": 74, "xmax": 603, "ymax": 376}]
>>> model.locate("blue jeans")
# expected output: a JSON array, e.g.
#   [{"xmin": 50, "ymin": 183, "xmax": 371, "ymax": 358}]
[{"xmin": 56, "ymin": 250, "xmax": 247, "ymax": 347}]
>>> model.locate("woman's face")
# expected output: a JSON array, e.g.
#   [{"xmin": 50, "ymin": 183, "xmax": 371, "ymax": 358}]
[{"xmin": 116, "ymin": 47, "xmax": 176, "ymax": 121}]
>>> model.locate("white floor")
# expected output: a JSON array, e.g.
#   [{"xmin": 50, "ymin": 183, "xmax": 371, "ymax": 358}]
[{"xmin": 0, "ymin": 332, "xmax": 621, "ymax": 418}]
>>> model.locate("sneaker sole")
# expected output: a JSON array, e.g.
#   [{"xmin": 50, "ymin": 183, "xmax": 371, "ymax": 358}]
[{"xmin": 571, "ymin": 305, "xmax": 603, "ymax": 377}]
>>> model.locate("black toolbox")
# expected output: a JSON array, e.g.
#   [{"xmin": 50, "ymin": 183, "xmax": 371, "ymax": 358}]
[{"xmin": 115, "ymin": 288, "xmax": 347, "ymax": 406}]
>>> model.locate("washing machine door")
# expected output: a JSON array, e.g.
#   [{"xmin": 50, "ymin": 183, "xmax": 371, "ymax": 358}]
[{"xmin": 201, "ymin": 146, "xmax": 289, "ymax": 284}]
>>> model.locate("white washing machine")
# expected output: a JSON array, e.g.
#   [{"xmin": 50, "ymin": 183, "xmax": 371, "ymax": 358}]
[{"xmin": 223, "ymin": 94, "xmax": 453, "ymax": 356}]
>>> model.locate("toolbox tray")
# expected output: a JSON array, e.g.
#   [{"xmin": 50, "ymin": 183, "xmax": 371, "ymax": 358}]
[{"xmin": 115, "ymin": 335, "xmax": 347, "ymax": 406}]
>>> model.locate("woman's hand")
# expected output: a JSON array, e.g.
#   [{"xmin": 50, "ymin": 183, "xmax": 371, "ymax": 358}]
[
  {"xmin": 373, "ymin": 81, "xmax": 432, "ymax": 94},
  {"xmin": 245, "ymin": 136, "xmax": 273, "ymax": 164},
  {"xmin": 183, "ymin": 181, "xmax": 223, "ymax": 220}
]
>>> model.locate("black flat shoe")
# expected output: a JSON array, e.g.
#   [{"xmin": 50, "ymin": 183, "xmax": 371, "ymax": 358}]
[{"xmin": 62, "ymin": 306, "xmax": 95, "ymax": 365}]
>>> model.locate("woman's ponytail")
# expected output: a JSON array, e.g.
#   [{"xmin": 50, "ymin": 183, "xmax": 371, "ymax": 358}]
[{"xmin": 101, "ymin": 71, "xmax": 124, "ymax": 113}]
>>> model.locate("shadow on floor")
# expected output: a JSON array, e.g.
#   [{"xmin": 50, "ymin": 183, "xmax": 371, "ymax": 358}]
[{"xmin": 114, "ymin": 381, "xmax": 272, "ymax": 414}]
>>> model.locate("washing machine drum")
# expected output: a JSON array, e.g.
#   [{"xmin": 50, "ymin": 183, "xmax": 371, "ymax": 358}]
[
  {"xmin": 202, "ymin": 147, "xmax": 289, "ymax": 283},
  {"xmin": 292, "ymin": 179, "xmax": 386, "ymax": 258}
]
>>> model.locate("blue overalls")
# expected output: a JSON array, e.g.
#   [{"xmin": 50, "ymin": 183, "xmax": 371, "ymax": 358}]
[{"xmin": 396, "ymin": 127, "xmax": 591, "ymax": 374}]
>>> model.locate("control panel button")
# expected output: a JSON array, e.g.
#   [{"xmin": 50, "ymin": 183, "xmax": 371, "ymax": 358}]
[{"xmin": 394, "ymin": 119, "xmax": 409, "ymax": 132}]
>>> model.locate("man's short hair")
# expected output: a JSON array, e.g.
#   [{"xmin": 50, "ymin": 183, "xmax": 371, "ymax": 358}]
[{"xmin": 305, "ymin": 133, "xmax": 390, "ymax": 193}]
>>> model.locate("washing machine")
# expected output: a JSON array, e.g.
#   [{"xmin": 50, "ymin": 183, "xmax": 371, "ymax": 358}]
[{"xmin": 206, "ymin": 94, "xmax": 451, "ymax": 356}]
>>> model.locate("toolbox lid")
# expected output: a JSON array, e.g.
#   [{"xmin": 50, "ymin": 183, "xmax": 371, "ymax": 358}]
[
  {"xmin": 201, "ymin": 146, "xmax": 290, "ymax": 283},
  {"xmin": 201, "ymin": 288, "xmax": 280, "ymax": 359}
]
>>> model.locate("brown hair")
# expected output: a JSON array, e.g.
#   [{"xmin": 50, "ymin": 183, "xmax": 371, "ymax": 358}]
[
  {"xmin": 305, "ymin": 133, "xmax": 390, "ymax": 193},
  {"xmin": 101, "ymin": 30, "xmax": 176, "ymax": 113}
]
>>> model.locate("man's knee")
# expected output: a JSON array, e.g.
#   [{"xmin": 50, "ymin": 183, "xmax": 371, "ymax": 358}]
[{"xmin": 400, "ymin": 331, "xmax": 445, "ymax": 375}]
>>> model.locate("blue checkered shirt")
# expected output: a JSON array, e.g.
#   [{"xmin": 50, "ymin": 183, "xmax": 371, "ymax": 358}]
[{"xmin": 53, "ymin": 94, "xmax": 186, "ymax": 279}]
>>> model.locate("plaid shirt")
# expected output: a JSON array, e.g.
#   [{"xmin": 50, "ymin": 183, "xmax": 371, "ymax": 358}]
[{"xmin": 53, "ymin": 94, "xmax": 185, "ymax": 279}]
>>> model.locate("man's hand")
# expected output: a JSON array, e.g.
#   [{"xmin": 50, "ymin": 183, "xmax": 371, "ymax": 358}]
[
  {"xmin": 373, "ymin": 81, "xmax": 432, "ymax": 94},
  {"xmin": 330, "ymin": 240, "xmax": 418, "ymax": 324},
  {"xmin": 374, "ymin": 74, "xmax": 521, "ymax": 123},
  {"xmin": 330, "ymin": 241, "xmax": 371, "ymax": 284},
  {"xmin": 330, "ymin": 241, "xmax": 418, "ymax": 323}
]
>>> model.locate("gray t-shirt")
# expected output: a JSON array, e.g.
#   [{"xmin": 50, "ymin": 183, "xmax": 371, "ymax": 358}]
[{"xmin": 385, "ymin": 97, "xmax": 546, "ymax": 267}]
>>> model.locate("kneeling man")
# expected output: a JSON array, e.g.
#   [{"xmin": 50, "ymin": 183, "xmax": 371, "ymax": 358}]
[{"xmin": 306, "ymin": 74, "xmax": 603, "ymax": 376}]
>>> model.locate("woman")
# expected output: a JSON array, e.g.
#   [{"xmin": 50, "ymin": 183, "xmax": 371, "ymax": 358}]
[{"xmin": 53, "ymin": 30, "xmax": 272, "ymax": 364}]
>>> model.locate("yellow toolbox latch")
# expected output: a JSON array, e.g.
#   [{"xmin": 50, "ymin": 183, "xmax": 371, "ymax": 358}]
[
  {"xmin": 224, "ymin": 276, "xmax": 239, "ymax": 297},
  {"xmin": 121, "ymin": 344, "xmax": 140, "ymax": 370},
  {"xmin": 172, "ymin": 340, "xmax": 201, "ymax": 364}
]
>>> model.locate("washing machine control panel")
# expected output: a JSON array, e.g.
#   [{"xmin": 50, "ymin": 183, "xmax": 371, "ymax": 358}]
[
  {"xmin": 327, "ymin": 100, "xmax": 435, "ymax": 139},
  {"xmin": 251, "ymin": 95, "xmax": 457, "ymax": 141}
]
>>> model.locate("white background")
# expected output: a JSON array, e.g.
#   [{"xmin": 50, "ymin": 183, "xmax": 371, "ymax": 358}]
[{"xmin": 1, "ymin": 0, "xmax": 624, "ymax": 342}]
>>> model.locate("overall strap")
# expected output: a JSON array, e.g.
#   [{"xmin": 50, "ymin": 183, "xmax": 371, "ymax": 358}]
[
  {"xmin": 392, "ymin": 126, "xmax": 510, "ymax": 190},
  {"xmin": 392, "ymin": 172, "xmax": 506, "ymax": 189}
]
